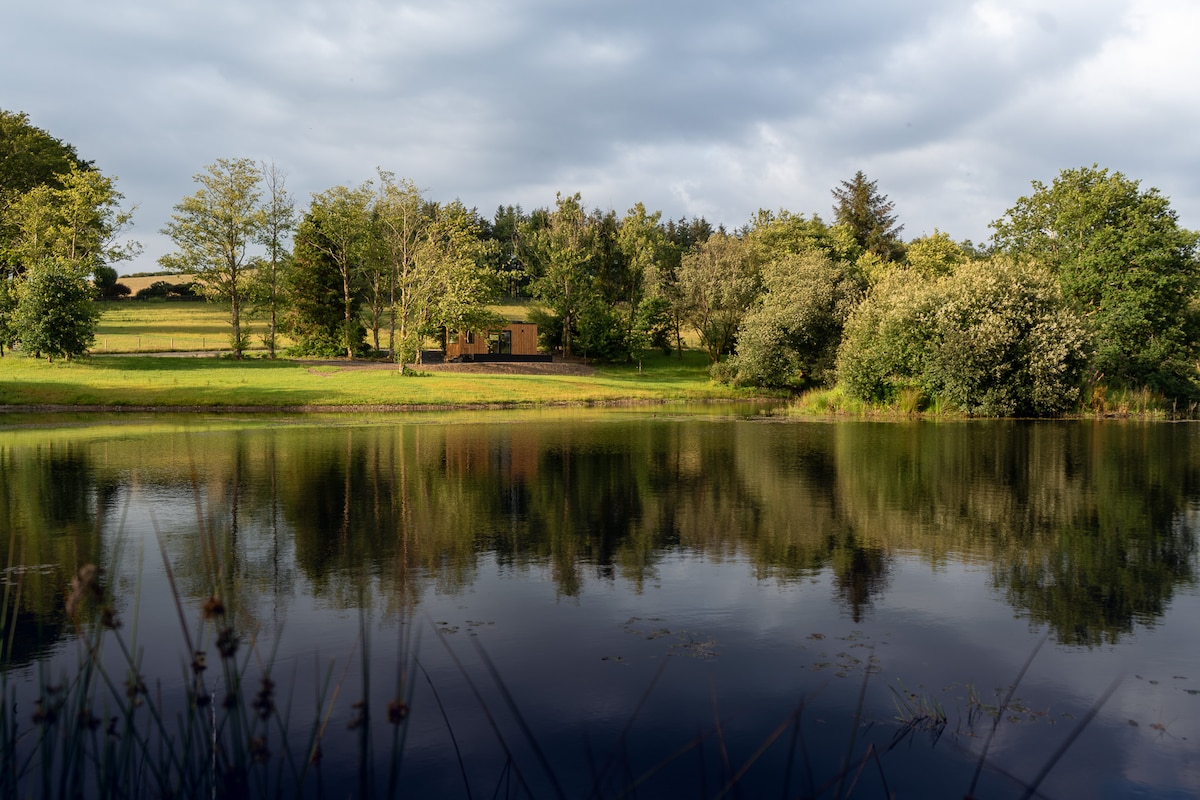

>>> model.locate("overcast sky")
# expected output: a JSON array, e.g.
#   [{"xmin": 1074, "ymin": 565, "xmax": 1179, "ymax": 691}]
[{"xmin": 4, "ymin": 0, "xmax": 1199, "ymax": 272}]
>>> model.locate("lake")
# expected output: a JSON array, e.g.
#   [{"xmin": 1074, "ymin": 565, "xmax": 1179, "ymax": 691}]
[{"xmin": 2, "ymin": 407, "xmax": 1199, "ymax": 798}]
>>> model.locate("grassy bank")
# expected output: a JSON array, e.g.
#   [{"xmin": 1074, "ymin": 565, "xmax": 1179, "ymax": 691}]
[
  {"xmin": 0, "ymin": 350, "xmax": 751, "ymax": 409},
  {"xmin": 787, "ymin": 384, "xmax": 1192, "ymax": 419}
]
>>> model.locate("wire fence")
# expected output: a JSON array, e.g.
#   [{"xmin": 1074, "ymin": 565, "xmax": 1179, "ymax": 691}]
[{"xmin": 91, "ymin": 334, "xmax": 226, "ymax": 353}]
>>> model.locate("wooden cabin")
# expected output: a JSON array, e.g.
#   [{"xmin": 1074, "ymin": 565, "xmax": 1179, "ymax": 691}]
[{"xmin": 445, "ymin": 321, "xmax": 545, "ymax": 361}]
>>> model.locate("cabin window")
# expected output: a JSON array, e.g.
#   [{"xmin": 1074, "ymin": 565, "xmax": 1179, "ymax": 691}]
[
  {"xmin": 488, "ymin": 330, "xmax": 512, "ymax": 355},
  {"xmin": 466, "ymin": 331, "xmax": 475, "ymax": 345},
  {"xmin": 447, "ymin": 331, "xmax": 459, "ymax": 344}
]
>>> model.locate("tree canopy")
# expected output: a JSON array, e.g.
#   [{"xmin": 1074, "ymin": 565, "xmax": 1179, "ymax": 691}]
[
  {"xmin": 991, "ymin": 165, "xmax": 1200, "ymax": 396},
  {"xmin": 0, "ymin": 110, "xmax": 90, "ymax": 203}
]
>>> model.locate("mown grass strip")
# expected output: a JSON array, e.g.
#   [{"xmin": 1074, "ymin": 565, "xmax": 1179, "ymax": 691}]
[{"xmin": 0, "ymin": 351, "xmax": 751, "ymax": 409}]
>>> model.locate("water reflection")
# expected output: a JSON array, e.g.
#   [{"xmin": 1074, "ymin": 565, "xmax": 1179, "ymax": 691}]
[{"xmin": 2, "ymin": 415, "xmax": 1197, "ymax": 651}]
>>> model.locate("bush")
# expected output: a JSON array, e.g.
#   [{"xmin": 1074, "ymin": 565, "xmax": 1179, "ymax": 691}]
[
  {"xmin": 727, "ymin": 252, "xmax": 864, "ymax": 388},
  {"xmin": 134, "ymin": 280, "xmax": 200, "ymax": 300},
  {"xmin": 837, "ymin": 259, "xmax": 1088, "ymax": 416}
]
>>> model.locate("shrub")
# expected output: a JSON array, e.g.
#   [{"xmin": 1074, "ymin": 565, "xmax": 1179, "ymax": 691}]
[
  {"xmin": 837, "ymin": 259, "xmax": 1088, "ymax": 416},
  {"xmin": 728, "ymin": 251, "xmax": 864, "ymax": 388}
]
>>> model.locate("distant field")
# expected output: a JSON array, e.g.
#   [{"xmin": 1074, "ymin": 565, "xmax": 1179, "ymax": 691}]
[
  {"xmin": 92, "ymin": 296, "xmax": 547, "ymax": 354},
  {"xmin": 91, "ymin": 296, "xmax": 699, "ymax": 354},
  {"xmin": 118, "ymin": 273, "xmax": 196, "ymax": 294}
]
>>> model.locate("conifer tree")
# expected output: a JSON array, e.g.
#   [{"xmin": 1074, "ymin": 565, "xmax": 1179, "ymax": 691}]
[{"xmin": 831, "ymin": 171, "xmax": 905, "ymax": 262}]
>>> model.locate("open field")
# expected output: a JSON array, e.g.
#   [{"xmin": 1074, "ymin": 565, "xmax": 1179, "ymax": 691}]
[
  {"xmin": 92, "ymin": 296, "xmax": 550, "ymax": 354},
  {"xmin": 117, "ymin": 272, "xmax": 197, "ymax": 294},
  {"xmin": 0, "ymin": 349, "xmax": 754, "ymax": 408},
  {"xmin": 93, "ymin": 301, "xmax": 255, "ymax": 352}
]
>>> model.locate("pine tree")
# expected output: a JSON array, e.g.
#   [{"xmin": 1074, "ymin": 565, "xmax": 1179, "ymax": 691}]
[{"xmin": 831, "ymin": 171, "xmax": 905, "ymax": 261}]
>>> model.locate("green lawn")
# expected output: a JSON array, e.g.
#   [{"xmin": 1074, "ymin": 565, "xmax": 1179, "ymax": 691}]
[
  {"xmin": 0, "ymin": 349, "xmax": 754, "ymax": 408},
  {"xmin": 4, "ymin": 299, "xmax": 750, "ymax": 409}
]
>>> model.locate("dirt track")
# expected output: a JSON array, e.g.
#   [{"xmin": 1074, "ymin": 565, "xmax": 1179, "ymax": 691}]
[{"xmin": 307, "ymin": 359, "xmax": 596, "ymax": 376}]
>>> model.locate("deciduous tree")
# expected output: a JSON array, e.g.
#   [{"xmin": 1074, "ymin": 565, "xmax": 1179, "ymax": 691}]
[
  {"xmin": 5, "ymin": 164, "xmax": 138, "ymax": 275},
  {"xmin": 250, "ymin": 161, "xmax": 295, "ymax": 358},
  {"xmin": 522, "ymin": 192, "xmax": 594, "ymax": 357},
  {"xmin": 677, "ymin": 233, "xmax": 759, "ymax": 363},
  {"xmin": 285, "ymin": 212, "xmax": 356, "ymax": 357},
  {"xmin": 903, "ymin": 229, "xmax": 967, "ymax": 278},
  {"xmin": 372, "ymin": 172, "xmax": 427, "ymax": 363},
  {"xmin": 416, "ymin": 201, "xmax": 502, "ymax": 362},
  {"xmin": 160, "ymin": 158, "xmax": 264, "ymax": 357},
  {"xmin": 618, "ymin": 203, "xmax": 668, "ymax": 366},
  {"xmin": 837, "ymin": 259, "xmax": 1087, "ymax": 415},
  {"xmin": 991, "ymin": 165, "xmax": 1200, "ymax": 396},
  {"xmin": 13, "ymin": 258, "xmax": 99, "ymax": 361},
  {"xmin": 0, "ymin": 109, "xmax": 90, "ymax": 224},
  {"xmin": 728, "ymin": 251, "xmax": 864, "ymax": 387}
]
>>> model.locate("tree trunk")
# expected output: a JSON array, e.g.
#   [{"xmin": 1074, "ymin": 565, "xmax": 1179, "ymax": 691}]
[
  {"xmin": 230, "ymin": 284, "xmax": 243, "ymax": 359},
  {"xmin": 342, "ymin": 268, "xmax": 354, "ymax": 359}
]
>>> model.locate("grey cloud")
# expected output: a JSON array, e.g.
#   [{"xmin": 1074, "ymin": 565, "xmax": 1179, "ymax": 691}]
[{"xmin": 2, "ymin": 0, "xmax": 1197, "ymax": 269}]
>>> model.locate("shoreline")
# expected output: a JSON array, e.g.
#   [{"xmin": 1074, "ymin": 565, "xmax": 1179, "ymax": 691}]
[{"xmin": 0, "ymin": 397, "xmax": 763, "ymax": 415}]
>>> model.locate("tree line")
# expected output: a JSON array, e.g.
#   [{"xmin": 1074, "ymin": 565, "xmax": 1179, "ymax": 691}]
[{"xmin": 3, "ymin": 108, "xmax": 1198, "ymax": 410}]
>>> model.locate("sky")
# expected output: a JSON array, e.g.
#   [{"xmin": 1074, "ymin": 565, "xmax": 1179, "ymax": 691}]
[{"xmin": 3, "ymin": 0, "xmax": 1199, "ymax": 273}]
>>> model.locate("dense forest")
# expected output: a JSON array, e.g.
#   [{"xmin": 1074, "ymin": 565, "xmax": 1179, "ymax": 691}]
[{"xmin": 3, "ymin": 108, "xmax": 1199, "ymax": 413}]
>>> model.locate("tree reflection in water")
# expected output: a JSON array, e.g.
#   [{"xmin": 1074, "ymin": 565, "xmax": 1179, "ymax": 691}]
[{"xmin": 2, "ymin": 415, "xmax": 1197, "ymax": 655}]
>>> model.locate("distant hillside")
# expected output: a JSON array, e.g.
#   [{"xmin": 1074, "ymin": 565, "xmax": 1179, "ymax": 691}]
[{"xmin": 119, "ymin": 274, "xmax": 197, "ymax": 294}]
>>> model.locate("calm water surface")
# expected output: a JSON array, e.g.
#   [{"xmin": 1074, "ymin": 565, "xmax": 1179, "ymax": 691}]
[{"xmin": 2, "ymin": 408, "xmax": 1199, "ymax": 798}]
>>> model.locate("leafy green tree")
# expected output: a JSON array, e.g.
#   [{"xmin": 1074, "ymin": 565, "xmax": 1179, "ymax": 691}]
[
  {"xmin": 13, "ymin": 258, "xmax": 99, "ymax": 360},
  {"xmin": 372, "ymin": 173, "xmax": 429, "ymax": 365},
  {"xmin": 93, "ymin": 264, "xmax": 121, "ymax": 299},
  {"xmin": 410, "ymin": 200, "xmax": 502, "ymax": 369},
  {"xmin": 249, "ymin": 161, "xmax": 295, "ymax": 358},
  {"xmin": 618, "ymin": 203, "xmax": 669, "ymax": 365},
  {"xmin": 0, "ymin": 275, "xmax": 16, "ymax": 355},
  {"xmin": 837, "ymin": 259, "xmax": 1088, "ymax": 415},
  {"xmin": 831, "ymin": 171, "xmax": 905, "ymax": 262},
  {"xmin": 834, "ymin": 270, "xmax": 934, "ymax": 404},
  {"xmin": 0, "ymin": 110, "xmax": 88, "ymax": 189},
  {"xmin": 728, "ymin": 251, "xmax": 864, "ymax": 388},
  {"xmin": 160, "ymin": 158, "xmax": 265, "ymax": 357},
  {"xmin": 5, "ymin": 164, "xmax": 138, "ymax": 275},
  {"xmin": 903, "ymin": 229, "xmax": 967, "ymax": 278},
  {"xmin": 677, "ymin": 233, "xmax": 760, "ymax": 363},
  {"xmin": 655, "ymin": 216, "xmax": 714, "ymax": 358},
  {"xmin": 303, "ymin": 183, "xmax": 374, "ymax": 358},
  {"xmin": 991, "ymin": 165, "xmax": 1200, "ymax": 396},
  {"xmin": 746, "ymin": 209, "xmax": 860, "ymax": 264},
  {"xmin": 522, "ymin": 192, "xmax": 594, "ymax": 357},
  {"xmin": 0, "ymin": 110, "xmax": 90, "ymax": 245}
]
